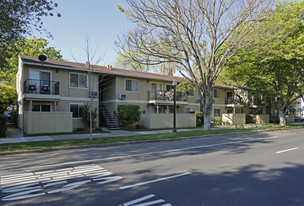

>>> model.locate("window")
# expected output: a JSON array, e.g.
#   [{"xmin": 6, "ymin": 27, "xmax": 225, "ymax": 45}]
[
  {"xmin": 214, "ymin": 89, "xmax": 220, "ymax": 98},
  {"xmin": 70, "ymin": 73, "xmax": 88, "ymax": 88},
  {"xmin": 214, "ymin": 109, "xmax": 221, "ymax": 117},
  {"xmin": 166, "ymin": 85, "xmax": 174, "ymax": 92},
  {"xmin": 227, "ymin": 109, "xmax": 233, "ymax": 114},
  {"xmin": 70, "ymin": 104, "xmax": 83, "ymax": 118},
  {"xmin": 257, "ymin": 107, "xmax": 263, "ymax": 115},
  {"xmin": 32, "ymin": 104, "xmax": 51, "ymax": 112},
  {"xmin": 186, "ymin": 108, "xmax": 195, "ymax": 113},
  {"xmin": 125, "ymin": 79, "xmax": 138, "ymax": 92}
]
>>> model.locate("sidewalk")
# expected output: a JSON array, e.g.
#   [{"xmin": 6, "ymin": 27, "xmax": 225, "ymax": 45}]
[{"xmin": 0, "ymin": 123, "xmax": 271, "ymax": 145}]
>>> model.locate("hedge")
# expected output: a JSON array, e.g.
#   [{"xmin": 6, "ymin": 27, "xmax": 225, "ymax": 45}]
[
  {"xmin": 118, "ymin": 104, "xmax": 141, "ymax": 125},
  {"xmin": 0, "ymin": 114, "xmax": 7, "ymax": 137}
]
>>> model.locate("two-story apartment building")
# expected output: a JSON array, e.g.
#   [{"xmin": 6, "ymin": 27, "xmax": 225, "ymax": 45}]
[
  {"xmin": 16, "ymin": 55, "xmax": 100, "ymax": 134},
  {"xmin": 17, "ymin": 55, "xmax": 269, "ymax": 134}
]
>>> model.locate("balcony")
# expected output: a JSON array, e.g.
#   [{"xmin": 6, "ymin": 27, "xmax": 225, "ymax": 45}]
[
  {"xmin": 249, "ymin": 97, "xmax": 263, "ymax": 107},
  {"xmin": 225, "ymin": 97, "xmax": 243, "ymax": 107},
  {"xmin": 148, "ymin": 90, "xmax": 188, "ymax": 105},
  {"xmin": 23, "ymin": 79, "xmax": 60, "ymax": 100}
]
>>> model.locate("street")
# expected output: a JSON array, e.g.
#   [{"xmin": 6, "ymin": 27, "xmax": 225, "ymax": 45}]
[{"xmin": 0, "ymin": 129, "xmax": 304, "ymax": 206}]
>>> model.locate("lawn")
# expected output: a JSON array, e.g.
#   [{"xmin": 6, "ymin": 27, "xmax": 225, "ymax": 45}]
[
  {"xmin": 0, "ymin": 128, "xmax": 256, "ymax": 152},
  {"xmin": 1, "ymin": 124, "xmax": 303, "ymax": 153}
]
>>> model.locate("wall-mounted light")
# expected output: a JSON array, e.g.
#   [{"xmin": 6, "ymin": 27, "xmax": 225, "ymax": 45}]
[{"xmin": 56, "ymin": 68, "xmax": 59, "ymax": 73}]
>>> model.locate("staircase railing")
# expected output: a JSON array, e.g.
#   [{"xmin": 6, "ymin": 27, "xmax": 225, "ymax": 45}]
[{"xmin": 114, "ymin": 110, "xmax": 120, "ymax": 126}]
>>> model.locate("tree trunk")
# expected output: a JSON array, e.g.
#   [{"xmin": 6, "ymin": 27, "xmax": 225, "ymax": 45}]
[
  {"xmin": 279, "ymin": 108, "xmax": 287, "ymax": 126},
  {"xmin": 203, "ymin": 88, "xmax": 213, "ymax": 131}
]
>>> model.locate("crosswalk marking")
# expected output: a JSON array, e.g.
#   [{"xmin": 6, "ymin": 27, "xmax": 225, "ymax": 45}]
[
  {"xmin": 119, "ymin": 194, "xmax": 172, "ymax": 206},
  {"xmin": 1, "ymin": 164, "xmax": 122, "ymax": 201}
]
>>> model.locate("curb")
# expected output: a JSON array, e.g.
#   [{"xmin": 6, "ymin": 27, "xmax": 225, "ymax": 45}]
[
  {"xmin": 1, "ymin": 127, "xmax": 303, "ymax": 155},
  {"xmin": 0, "ymin": 130, "xmax": 262, "ymax": 155}
]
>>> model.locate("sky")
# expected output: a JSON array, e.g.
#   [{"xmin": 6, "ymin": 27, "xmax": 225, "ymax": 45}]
[{"xmin": 32, "ymin": 0, "xmax": 134, "ymax": 66}]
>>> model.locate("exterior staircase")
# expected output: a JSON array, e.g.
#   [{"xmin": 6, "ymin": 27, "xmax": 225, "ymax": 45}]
[{"xmin": 100, "ymin": 104, "xmax": 120, "ymax": 130}]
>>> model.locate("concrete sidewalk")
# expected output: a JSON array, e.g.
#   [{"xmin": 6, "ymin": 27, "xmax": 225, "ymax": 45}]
[{"xmin": 0, "ymin": 123, "xmax": 271, "ymax": 145}]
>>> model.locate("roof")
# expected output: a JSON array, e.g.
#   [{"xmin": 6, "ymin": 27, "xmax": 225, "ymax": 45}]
[
  {"xmin": 19, "ymin": 55, "xmax": 236, "ymax": 89},
  {"xmin": 19, "ymin": 55, "xmax": 185, "ymax": 82}
]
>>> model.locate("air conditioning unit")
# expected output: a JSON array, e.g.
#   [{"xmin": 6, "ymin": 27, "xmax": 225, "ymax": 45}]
[
  {"xmin": 88, "ymin": 91, "xmax": 98, "ymax": 98},
  {"xmin": 118, "ymin": 94, "xmax": 127, "ymax": 99}
]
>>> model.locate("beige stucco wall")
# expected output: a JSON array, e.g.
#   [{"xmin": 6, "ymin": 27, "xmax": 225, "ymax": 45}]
[
  {"xmin": 222, "ymin": 113, "xmax": 246, "ymax": 125},
  {"xmin": 18, "ymin": 63, "xmax": 100, "ymax": 130},
  {"xmin": 254, "ymin": 114, "xmax": 269, "ymax": 124},
  {"xmin": 140, "ymin": 113, "xmax": 196, "ymax": 129},
  {"xmin": 287, "ymin": 114, "xmax": 295, "ymax": 123},
  {"xmin": 23, "ymin": 111, "xmax": 73, "ymax": 134}
]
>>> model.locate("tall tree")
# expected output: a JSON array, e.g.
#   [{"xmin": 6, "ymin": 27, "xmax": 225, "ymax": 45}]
[
  {"xmin": 0, "ymin": 0, "xmax": 60, "ymax": 68},
  {"xmin": 224, "ymin": 1, "xmax": 304, "ymax": 126},
  {"xmin": 1, "ymin": 37, "xmax": 62, "ymax": 82},
  {"xmin": 116, "ymin": 0, "xmax": 274, "ymax": 130},
  {"xmin": 115, "ymin": 51, "xmax": 156, "ymax": 72}
]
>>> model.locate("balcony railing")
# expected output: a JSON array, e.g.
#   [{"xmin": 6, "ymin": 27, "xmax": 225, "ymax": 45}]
[
  {"xmin": 148, "ymin": 90, "xmax": 188, "ymax": 102},
  {"xmin": 225, "ymin": 97, "xmax": 242, "ymax": 105},
  {"xmin": 24, "ymin": 79, "xmax": 60, "ymax": 95},
  {"xmin": 249, "ymin": 97, "xmax": 263, "ymax": 106}
]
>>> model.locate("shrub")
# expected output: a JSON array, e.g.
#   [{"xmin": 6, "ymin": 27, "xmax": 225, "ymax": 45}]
[
  {"xmin": 118, "ymin": 104, "xmax": 141, "ymax": 125},
  {"xmin": 0, "ymin": 114, "xmax": 7, "ymax": 137},
  {"xmin": 246, "ymin": 114, "xmax": 255, "ymax": 124},
  {"xmin": 195, "ymin": 111, "xmax": 203, "ymax": 126}
]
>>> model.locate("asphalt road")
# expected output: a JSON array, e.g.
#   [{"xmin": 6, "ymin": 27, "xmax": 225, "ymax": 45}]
[{"xmin": 0, "ymin": 129, "xmax": 303, "ymax": 206}]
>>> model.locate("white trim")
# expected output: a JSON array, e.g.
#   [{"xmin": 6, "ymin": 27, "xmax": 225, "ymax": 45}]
[
  {"xmin": 60, "ymin": 97, "xmax": 98, "ymax": 101},
  {"xmin": 102, "ymin": 99, "xmax": 149, "ymax": 104},
  {"xmin": 188, "ymin": 103, "xmax": 200, "ymax": 106},
  {"xmin": 69, "ymin": 72, "xmax": 88, "ymax": 89}
]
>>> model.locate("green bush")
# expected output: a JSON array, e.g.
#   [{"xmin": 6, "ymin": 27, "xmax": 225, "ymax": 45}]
[
  {"xmin": 246, "ymin": 114, "xmax": 255, "ymax": 124},
  {"xmin": 118, "ymin": 104, "xmax": 141, "ymax": 125},
  {"xmin": 0, "ymin": 114, "xmax": 7, "ymax": 137},
  {"xmin": 195, "ymin": 111, "xmax": 203, "ymax": 126}
]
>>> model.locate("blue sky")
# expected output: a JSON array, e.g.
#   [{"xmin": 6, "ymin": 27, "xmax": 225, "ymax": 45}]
[{"xmin": 33, "ymin": 0, "xmax": 133, "ymax": 66}]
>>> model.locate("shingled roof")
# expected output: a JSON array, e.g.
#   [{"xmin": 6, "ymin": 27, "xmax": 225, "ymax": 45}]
[
  {"xmin": 19, "ymin": 55, "xmax": 236, "ymax": 89},
  {"xmin": 19, "ymin": 55, "xmax": 185, "ymax": 82}
]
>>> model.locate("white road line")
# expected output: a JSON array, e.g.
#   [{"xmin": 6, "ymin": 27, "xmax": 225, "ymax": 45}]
[
  {"xmin": 133, "ymin": 199, "xmax": 165, "ymax": 206},
  {"xmin": 122, "ymin": 194, "xmax": 155, "ymax": 206},
  {"xmin": 276, "ymin": 147, "xmax": 298, "ymax": 154},
  {"xmin": 5, "ymin": 136, "xmax": 278, "ymax": 172},
  {"xmin": 120, "ymin": 172, "xmax": 191, "ymax": 190}
]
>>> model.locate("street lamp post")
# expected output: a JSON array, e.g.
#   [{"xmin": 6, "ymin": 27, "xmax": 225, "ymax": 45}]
[{"xmin": 172, "ymin": 78, "xmax": 177, "ymax": 133}]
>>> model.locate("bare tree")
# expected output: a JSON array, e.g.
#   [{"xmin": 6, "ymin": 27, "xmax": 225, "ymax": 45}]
[
  {"xmin": 73, "ymin": 38, "xmax": 105, "ymax": 141},
  {"xmin": 116, "ymin": 0, "xmax": 274, "ymax": 130}
]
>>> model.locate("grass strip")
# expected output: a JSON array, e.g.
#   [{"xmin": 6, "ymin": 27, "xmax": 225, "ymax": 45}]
[
  {"xmin": 1, "ymin": 125, "xmax": 304, "ymax": 153},
  {"xmin": 0, "ymin": 128, "xmax": 256, "ymax": 152},
  {"xmin": 23, "ymin": 129, "xmax": 109, "ymax": 137}
]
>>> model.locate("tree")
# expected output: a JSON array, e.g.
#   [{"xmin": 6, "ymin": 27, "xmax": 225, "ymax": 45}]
[
  {"xmin": 115, "ymin": 51, "xmax": 157, "ymax": 72},
  {"xmin": 116, "ymin": 0, "xmax": 274, "ymax": 130},
  {"xmin": 0, "ymin": 81, "xmax": 15, "ymax": 114},
  {"xmin": 224, "ymin": 1, "xmax": 304, "ymax": 126},
  {"xmin": 81, "ymin": 103, "xmax": 98, "ymax": 130},
  {"xmin": 0, "ymin": 37, "xmax": 62, "ymax": 117},
  {"xmin": 1, "ymin": 37, "xmax": 63, "ymax": 82},
  {"xmin": 0, "ymin": 0, "xmax": 60, "ymax": 67}
]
